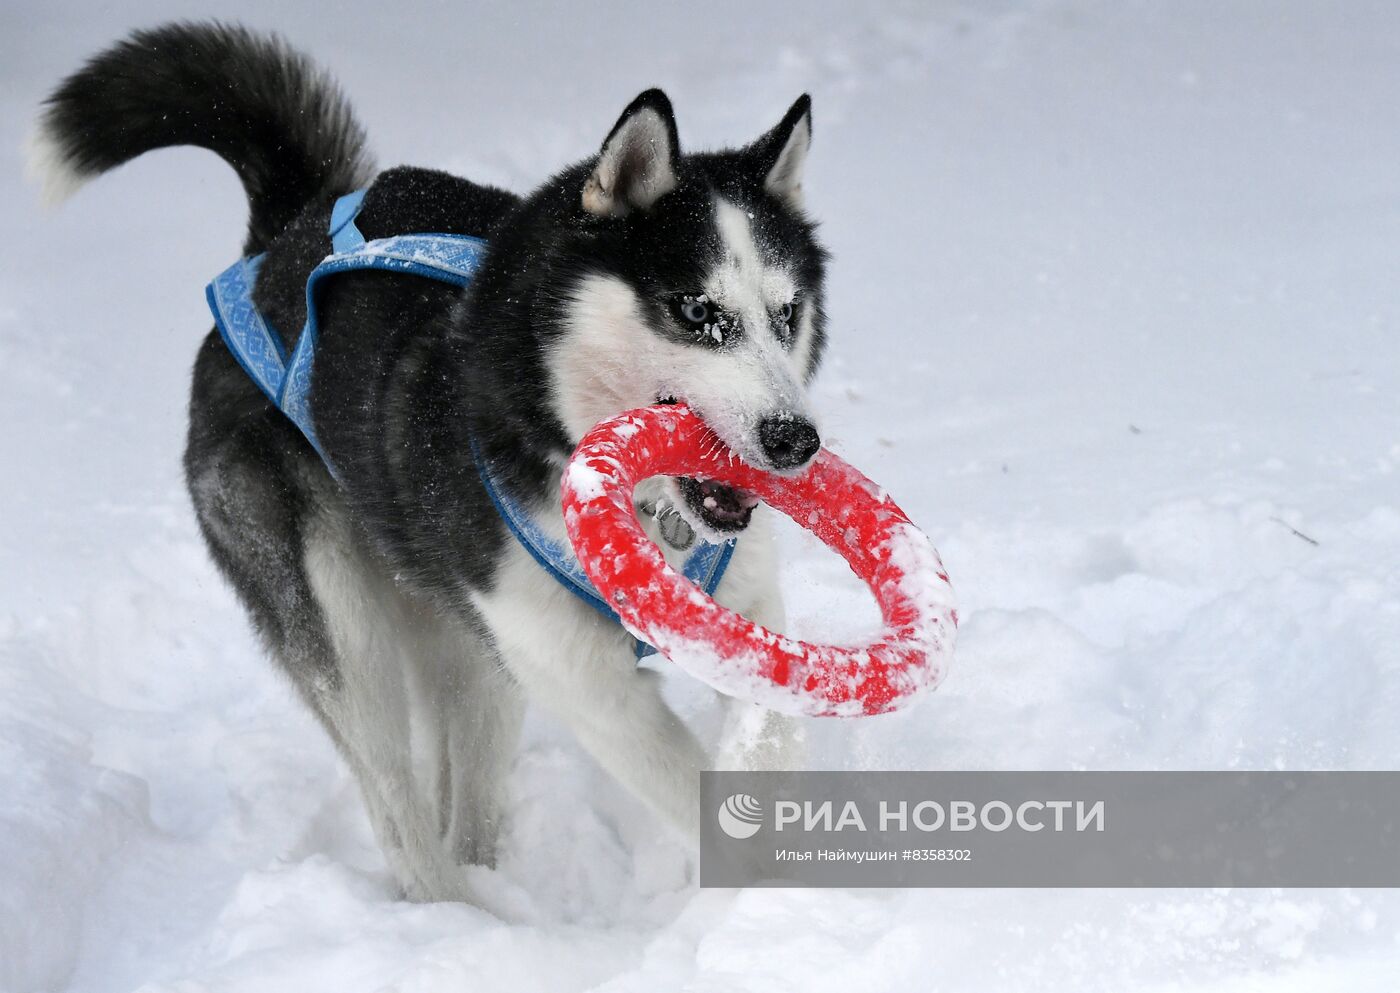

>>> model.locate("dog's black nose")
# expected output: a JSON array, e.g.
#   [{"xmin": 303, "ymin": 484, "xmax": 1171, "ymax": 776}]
[{"xmin": 758, "ymin": 415, "xmax": 821, "ymax": 470}]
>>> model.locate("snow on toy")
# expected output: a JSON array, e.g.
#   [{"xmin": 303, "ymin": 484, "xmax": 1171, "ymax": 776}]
[{"xmin": 561, "ymin": 404, "xmax": 958, "ymax": 717}]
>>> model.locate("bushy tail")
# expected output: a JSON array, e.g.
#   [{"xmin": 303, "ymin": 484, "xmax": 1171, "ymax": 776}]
[{"xmin": 30, "ymin": 21, "xmax": 374, "ymax": 252}]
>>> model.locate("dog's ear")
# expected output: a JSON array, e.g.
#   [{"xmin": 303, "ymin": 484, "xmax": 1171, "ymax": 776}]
[
  {"xmin": 748, "ymin": 94, "xmax": 812, "ymax": 209},
  {"xmin": 583, "ymin": 89, "xmax": 680, "ymax": 218}
]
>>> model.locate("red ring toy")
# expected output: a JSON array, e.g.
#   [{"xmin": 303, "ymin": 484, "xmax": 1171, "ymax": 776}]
[{"xmin": 561, "ymin": 404, "xmax": 957, "ymax": 718}]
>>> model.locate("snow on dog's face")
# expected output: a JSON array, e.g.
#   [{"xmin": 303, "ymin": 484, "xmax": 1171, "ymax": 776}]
[{"xmin": 548, "ymin": 90, "xmax": 828, "ymax": 537}]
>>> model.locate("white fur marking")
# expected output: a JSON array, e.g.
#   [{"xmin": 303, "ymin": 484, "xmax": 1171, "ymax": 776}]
[
  {"xmin": 711, "ymin": 199, "xmax": 796, "ymax": 314},
  {"xmin": 303, "ymin": 511, "xmax": 519, "ymax": 904},
  {"xmin": 765, "ymin": 112, "xmax": 811, "ymax": 208},
  {"xmin": 24, "ymin": 121, "xmax": 87, "ymax": 208},
  {"xmin": 583, "ymin": 107, "xmax": 677, "ymax": 217}
]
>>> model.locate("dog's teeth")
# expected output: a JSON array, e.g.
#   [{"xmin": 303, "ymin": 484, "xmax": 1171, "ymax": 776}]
[{"xmin": 703, "ymin": 496, "xmax": 718, "ymax": 510}]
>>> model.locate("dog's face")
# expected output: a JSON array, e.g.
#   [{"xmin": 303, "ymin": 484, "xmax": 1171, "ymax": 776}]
[{"xmin": 547, "ymin": 90, "xmax": 828, "ymax": 537}]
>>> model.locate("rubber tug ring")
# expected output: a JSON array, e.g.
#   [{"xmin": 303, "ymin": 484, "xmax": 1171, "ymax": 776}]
[{"xmin": 561, "ymin": 405, "xmax": 958, "ymax": 717}]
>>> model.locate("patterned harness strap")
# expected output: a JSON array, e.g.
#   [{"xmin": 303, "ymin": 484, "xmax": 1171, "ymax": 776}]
[{"xmin": 205, "ymin": 190, "xmax": 735, "ymax": 657}]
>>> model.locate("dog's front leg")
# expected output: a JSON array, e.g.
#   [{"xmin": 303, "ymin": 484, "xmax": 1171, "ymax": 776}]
[
  {"xmin": 473, "ymin": 546, "xmax": 709, "ymax": 841},
  {"xmin": 714, "ymin": 585, "xmax": 808, "ymax": 773},
  {"xmin": 707, "ymin": 513, "xmax": 808, "ymax": 773}
]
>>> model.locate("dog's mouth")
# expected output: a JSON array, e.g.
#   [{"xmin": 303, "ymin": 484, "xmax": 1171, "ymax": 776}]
[
  {"xmin": 678, "ymin": 477, "xmax": 760, "ymax": 533},
  {"xmin": 656, "ymin": 395, "xmax": 759, "ymax": 534}
]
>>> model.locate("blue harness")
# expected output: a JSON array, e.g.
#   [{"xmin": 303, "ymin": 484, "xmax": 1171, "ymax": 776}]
[{"xmin": 206, "ymin": 189, "xmax": 735, "ymax": 657}]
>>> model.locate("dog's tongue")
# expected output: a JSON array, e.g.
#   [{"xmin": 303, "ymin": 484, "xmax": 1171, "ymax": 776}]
[{"xmin": 698, "ymin": 480, "xmax": 760, "ymax": 521}]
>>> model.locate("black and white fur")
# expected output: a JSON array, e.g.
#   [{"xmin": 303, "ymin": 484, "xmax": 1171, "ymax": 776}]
[{"xmin": 33, "ymin": 22, "xmax": 829, "ymax": 905}]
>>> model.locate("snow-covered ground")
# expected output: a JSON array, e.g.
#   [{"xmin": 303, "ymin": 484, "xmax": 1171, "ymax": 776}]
[{"xmin": 3, "ymin": 1, "xmax": 1399, "ymax": 989}]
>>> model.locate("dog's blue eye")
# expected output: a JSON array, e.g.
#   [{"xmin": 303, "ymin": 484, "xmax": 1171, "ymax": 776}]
[
  {"xmin": 679, "ymin": 298, "xmax": 710, "ymax": 325},
  {"xmin": 674, "ymin": 294, "xmax": 732, "ymax": 345},
  {"xmin": 779, "ymin": 302, "xmax": 794, "ymax": 323}
]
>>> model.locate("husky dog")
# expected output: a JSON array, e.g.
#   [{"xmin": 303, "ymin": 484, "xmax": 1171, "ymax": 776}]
[{"xmin": 34, "ymin": 23, "xmax": 827, "ymax": 903}]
